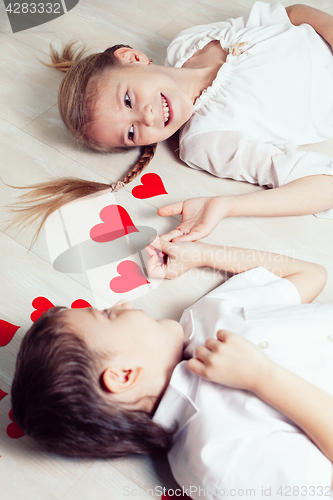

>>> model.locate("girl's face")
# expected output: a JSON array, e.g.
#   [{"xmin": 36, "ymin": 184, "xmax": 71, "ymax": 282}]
[
  {"xmin": 64, "ymin": 301, "xmax": 184, "ymax": 408},
  {"xmin": 89, "ymin": 62, "xmax": 194, "ymax": 148}
]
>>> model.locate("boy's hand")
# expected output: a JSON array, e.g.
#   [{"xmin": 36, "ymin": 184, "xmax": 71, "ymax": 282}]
[
  {"xmin": 157, "ymin": 197, "xmax": 228, "ymax": 242},
  {"xmin": 187, "ymin": 330, "xmax": 273, "ymax": 392},
  {"xmin": 145, "ymin": 231, "xmax": 204, "ymax": 279}
]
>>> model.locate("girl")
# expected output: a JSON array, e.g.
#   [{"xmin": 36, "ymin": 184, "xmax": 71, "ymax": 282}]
[
  {"xmin": 13, "ymin": 2, "xmax": 333, "ymax": 239},
  {"xmin": 10, "ymin": 236, "xmax": 333, "ymax": 498}
]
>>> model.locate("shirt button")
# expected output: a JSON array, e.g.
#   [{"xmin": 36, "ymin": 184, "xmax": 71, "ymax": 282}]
[
  {"xmin": 327, "ymin": 334, "xmax": 333, "ymax": 341},
  {"xmin": 258, "ymin": 341, "xmax": 268, "ymax": 349}
]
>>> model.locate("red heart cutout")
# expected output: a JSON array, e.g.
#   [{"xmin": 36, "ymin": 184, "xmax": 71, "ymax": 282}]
[
  {"xmin": 132, "ymin": 173, "xmax": 167, "ymax": 199},
  {"xmin": 71, "ymin": 299, "xmax": 92, "ymax": 309},
  {"xmin": 6, "ymin": 409, "xmax": 25, "ymax": 439},
  {"xmin": 0, "ymin": 389, "xmax": 8, "ymax": 401},
  {"xmin": 110, "ymin": 261, "xmax": 150, "ymax": 293},
  {"xmin": 31, "ymin": 297, "xmax": 55, "ymax": 323},
  {"xmin": 90, "ymin": 205, "xmax": 139, "ymax": 243},
  {"xmin": 0, "ymin": 320, "xmax": 20, "ymax": 347}
]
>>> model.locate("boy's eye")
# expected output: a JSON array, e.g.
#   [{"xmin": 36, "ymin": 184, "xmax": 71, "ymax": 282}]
[
  {"xmin": 124, "ymin": 92, "xmax": 131, "ymax": 108},
  {"xmin": 102, "ymin": 309, "xmax": 110, "ymax": 318},
  {"xmin": 128, "ymin": 125, "xmax": 134, "ymax": 141}
]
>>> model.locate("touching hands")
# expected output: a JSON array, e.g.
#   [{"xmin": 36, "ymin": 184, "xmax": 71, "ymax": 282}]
[
  {"xmin": 157, "ymin": 196, "xmax": 227, "ymax": 242},
  {"xmin": 145, "ymin": 230, "xmax": 205, "ymax": 279},
  {"xmin": 187, "ymin": 330, "xmax": 273, "ymax": 393}
]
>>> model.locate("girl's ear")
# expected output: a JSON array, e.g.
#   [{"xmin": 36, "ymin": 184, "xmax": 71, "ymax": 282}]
[
  {"xmin": 102, "ymin": 366, "xmax": 144, "ymax": 394},
  {"xmin": 113, "ymin": 47, "xmax": 150, "ymax": 65}
]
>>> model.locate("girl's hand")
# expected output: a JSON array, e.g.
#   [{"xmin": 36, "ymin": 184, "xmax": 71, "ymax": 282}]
[
  {"xmin": 145, "ymin": 230, "xmax": 205, "ymax": 280},
  {"xmin": 157, "ymin": 196, "xmax": 228, "ymax": 242},
  {"xmin": 187, "ymin": 330, "xmax": 273, "ymax": 392}
]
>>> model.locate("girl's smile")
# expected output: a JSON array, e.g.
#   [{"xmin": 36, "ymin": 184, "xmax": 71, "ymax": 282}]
[{"xmin": 87, "ymin": 49, "xmax": 200, "ymax": 148}]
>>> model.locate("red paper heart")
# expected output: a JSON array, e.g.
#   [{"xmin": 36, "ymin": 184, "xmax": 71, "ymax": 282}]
[
  {"xmin": 90, "ymin": 205, "xmax": 139, "ymax": 243},
  {"xmin": 0, "ymin": 389, "xmax": 8, "ymax": 401},
  {"xmin": 110, "ymin": 261, "xmax": 150, "ymax": 293},
  {"xmin": 71, "ymin": 299, "xmax": 92, "ymax": 309},
  {"xmin": 6, "ymin": 409, "xmax": 25, "ymax": 439},
  {"xmin": 31, "ymin": 297, "xmax": 55, "ymax": 323},
  {"xmin": 131, "ymin": 173, "xmax": 167, "ymax": 199},
  {"xmin": 0, "ymin": 320, "xmax": 20, "ymax": 347}
]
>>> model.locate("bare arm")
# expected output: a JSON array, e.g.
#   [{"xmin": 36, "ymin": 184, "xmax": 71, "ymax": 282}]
[
  {"xmin": 227, "ymin": 175, "xmax": 333, "ymax": 218},
  {"xmin": 201, "ymin": 244, "xmax": 327, "ymax": 303},
  {"xmin": 158, "ymin": 176, "xmax": 333, "ymax": 243},
  {"xmin": 286, "ymin": 4, "xmax": 333, "ymax": 49},
  {"xmin": 147, "ymin": 235, "xmax": 327, "ymax": 303},
  {"xmin": 256, "ymin": 360, "xmax": 333, "ymax": 464}
]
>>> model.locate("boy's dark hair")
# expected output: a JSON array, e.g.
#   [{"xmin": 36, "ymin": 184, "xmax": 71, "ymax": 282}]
[{"xmin": 11, "ymin": 307, "xmax": 175, "ymax": 458}]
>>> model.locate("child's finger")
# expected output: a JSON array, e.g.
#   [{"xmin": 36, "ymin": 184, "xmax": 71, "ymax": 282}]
[
  {"xmin": 144, "ymin": 244, "xmax": 157, "ymax": 257},
  {"xmin": 172, "ymin": 230, "xmax": 203, "ymax": 242},
  {"xmin": 187, "ymin": 357, "xmax": 207, "ymax": 377},
  {"xmin": 205, "ymin": 337, "xmax": 221, "ymax": 351},
  {"xmin": 159, "ymin": 229, "xmax": 183, "ymax": 242},
  {"xmin": 157, "ymin": 201, "xmax": 184, "ymax": 217},
  {"xmin": 146, "ymin": 253, "xmax": 165, "ymax": 279},
  {"xmin": 159, "ymin": 239, "xmax": 176, "ymax": 256},
  {"xmin": 216, "ymin": 330, "xmax": 233, "ymax": 342},
  {"xmin": 147, "ymin": 253, "xmax": 159, "ymax": 268},
  {"xmin": 195, "ymin": 344, "xmax": 213, "ymax": 363}
]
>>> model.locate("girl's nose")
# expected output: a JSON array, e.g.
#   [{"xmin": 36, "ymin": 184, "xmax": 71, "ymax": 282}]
[{"xmin": 142, "ymin": 104, "xmax": 155, "ymax": 127}]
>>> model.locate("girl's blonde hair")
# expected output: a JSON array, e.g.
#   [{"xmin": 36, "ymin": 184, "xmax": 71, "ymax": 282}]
[{"xmin": 11, "ymin": 41, "xmax": 157, "ymax": 242}]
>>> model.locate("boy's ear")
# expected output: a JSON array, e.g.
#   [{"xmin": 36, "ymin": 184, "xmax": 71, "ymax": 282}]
[
  {"xmin": 113, "ymin": 47, "xmax": 150, "ymax": 65},
  {"xmin": 102, "ymin": 366, "xmax": 144, "ymax": 394}
]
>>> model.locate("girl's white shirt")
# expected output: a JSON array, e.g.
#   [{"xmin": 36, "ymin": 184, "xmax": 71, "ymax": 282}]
[
  {"xmin": 153, "ymin": 267, "xmax": 333, "ymax": 500},
  {"xmin": 165, "ymin": 1, "xmax": 333, "ymax": 219}
]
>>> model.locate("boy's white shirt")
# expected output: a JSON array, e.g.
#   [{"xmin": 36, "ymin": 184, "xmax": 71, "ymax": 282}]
[
  {"xmin": 165, "ymin": 1, "xmax": 333, "ymax": 219},
  {"xmin": 153, "ymin": 267, "xmax": 333, "ymax": 500}
]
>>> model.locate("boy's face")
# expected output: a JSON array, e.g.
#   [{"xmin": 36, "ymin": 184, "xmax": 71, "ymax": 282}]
[{"xmin": 64, "ymin": 301, "xmax": 184, "ymax": 408}]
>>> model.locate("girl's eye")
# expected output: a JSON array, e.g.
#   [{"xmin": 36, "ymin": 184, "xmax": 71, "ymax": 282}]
[
  {"xmin": 103, "ymin": 309, "xmax": 110, "ymax": 318},
  {"xmin": 124, "ymin": 92, "xmax": 131, "ymax": 108},
  {"xmin": 128, "ymin": 125, "xmax": 134, "ymax": 141}
]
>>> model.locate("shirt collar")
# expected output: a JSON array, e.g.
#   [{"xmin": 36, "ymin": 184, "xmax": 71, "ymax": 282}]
[
  {"xmin": 152, "ymin": 361, "xmax": 200, "ymax": 438},
  {"xmin": 152, "ymin": 307, "xmax": 200, "ymax": 435},
  {"xmin": 180, "ymin": 307, "xmax": 196, "ymax": 359}
]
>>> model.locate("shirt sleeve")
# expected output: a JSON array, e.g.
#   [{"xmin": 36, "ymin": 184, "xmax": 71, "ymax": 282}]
[
  {"xmin": 207, "ymin": 267, "xmax": 301, "ymax": 307},
  {"xmin": 180, "ymin": 131, "xmax": 333, "ymax": 219},
  {"xmin": 274, "ymin": 144, "xmax": 333, "ymax": 219},
  {"xmin": 165, "ymin": 2, "xmax": 290, "ymax": 67}
]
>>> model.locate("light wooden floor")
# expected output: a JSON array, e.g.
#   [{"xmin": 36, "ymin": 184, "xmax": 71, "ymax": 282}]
[{"xmin": 1, "ymin": 0, "xmax": 333, "ymax": 499}]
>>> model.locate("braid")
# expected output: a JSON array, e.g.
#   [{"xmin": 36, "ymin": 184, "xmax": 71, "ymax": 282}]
[
  {"xmin": 7, "ymin": 41, "xmax": 159, "ymax": 245},
  {"xmin": 121, "ymin": 144, "xmax": 157, "ymax": 184},
  {"xmin": 8, "ymin": 144, "xmax": 157, "ymax": 245}
]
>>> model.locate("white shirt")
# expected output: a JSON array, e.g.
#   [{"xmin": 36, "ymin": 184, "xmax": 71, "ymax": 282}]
[
  {"xmin": 165, "ymin": 2, "xmax": 333, "ymax": 219},
  {"xmin": 153, "ymin": 267, "xmax": 333, "ymax": 500}
]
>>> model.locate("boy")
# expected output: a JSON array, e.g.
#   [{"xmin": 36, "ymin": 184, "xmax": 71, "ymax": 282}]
[{"xmin": 11, "ymin": 234, "xmax": 332, "ymax": 499}]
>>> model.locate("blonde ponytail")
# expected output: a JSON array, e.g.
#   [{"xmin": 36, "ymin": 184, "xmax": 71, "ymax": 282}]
[
  {"xmin": 40, "ymin": 40, "xmax": 88, "ymax": 73},
  {"xmin": 9, "ymin": 41, "xmax": 159, "ymax": 244},
  {"xmin": 9, "ymin": 144, "xmax": 157, "ymax": 245}
]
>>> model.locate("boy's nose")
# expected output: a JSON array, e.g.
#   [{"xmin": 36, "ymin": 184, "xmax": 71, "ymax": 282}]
[{"xmin": 141, "ymin": 104, "xmax": 155, "ymax": 127}]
